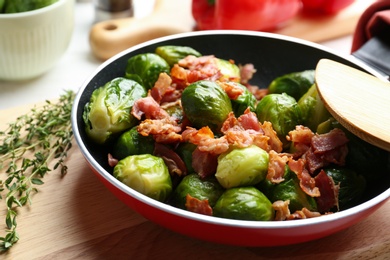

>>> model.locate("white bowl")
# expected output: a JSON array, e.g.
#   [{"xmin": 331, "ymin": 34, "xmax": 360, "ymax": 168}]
[{"xmin": 0, "ymin": 0, "xmax": 74, "ymax": 81}]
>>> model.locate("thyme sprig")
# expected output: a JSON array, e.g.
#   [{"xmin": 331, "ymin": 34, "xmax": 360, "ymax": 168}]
[{"xmin": 0, "ymin": 90, "xmax": 75, "ymax": 251}]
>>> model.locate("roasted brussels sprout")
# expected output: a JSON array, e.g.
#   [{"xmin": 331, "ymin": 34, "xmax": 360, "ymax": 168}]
[
  {"xmin": 215, "ymin": 145, "xmax": 269, "ymax": 189},
  {"xmin": 172, "ymin": 174, "xmax": 225, "ymax": 209},
  {"xmin": 297, "ymin": 84, "xmax": 331, "ymax": 132},
  {"xmin": 155, "ymin": 45, "xmax": 202, "ymax": 66},
  {"xmin": 213, "ymin": 187, "xmax": 274, "ymax": 221},
  {"xmin": 181, "ymin": 80, "xmax": 232, "ymax": 132},
  {"xmin": 112, "ymin": 126, "xmax": 155, "ymax": 160},
  {"xmin": 125, "ymin": 53, "xmax": 170, "ymax": 90},
  {"xmin": 216, "ymin": 58, "xmax": 240, "ymax": 82},
  {"xmin": 83, "ymin": 77, "xmax": 147, "ymax": 144},
  {"xmin": 113, "ymin": 154, "xmax": 172, "ymax": 202},
  {"xmin": 229, "ymin": 81, "xmax": 257, "ymax": 117},
  {"xmin": 256, "ymin": 93, "xmax": 302, "ymax": 144},
  {"xmin": 259, "ymin": 166, "xmax": 317, "ymax": 212},
  {"xmin": 268, "ymin": 70, "xmax": 315, "ymax": 100},
  {"xmin": 324, "ymin": 167, "xmax": 366, "ymax": 210}
]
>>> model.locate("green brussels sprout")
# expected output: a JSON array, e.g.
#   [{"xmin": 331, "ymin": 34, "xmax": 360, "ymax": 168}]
[
  {"xmin": 171, "ymin": 174, "xmax": 225, "ymax": 209},
  {"xmin": 215, "ymin": 58, "xmax": 240, "ymax": 81},
  {"xmin": 256, "ymin": 93, "xmax": 302, "ymax": 145},
  {"xmin": 112, "ymin": 126, "xmax": 155, "ymax": 160},
  {"xmin": 2, "ymin": 0, "xmax": 57, "ymax": 13},
  {"xmin": 268, "ymin": 70, "xmax": 315, "ymax": 100},
  {"xmin": 215, "ymin": 145, "xmax": 269, "ymax": 189},
  {"xmin": 165, "ymin": 104, "xmax": 184, "ymax": 123},
  {"xmin": 175, "ymin": 142, "xmax": 197, "ymax": 174},
  {"xmin": 83, "ymin": 77, "xmax": 147, "ymax": 144},
  {"xmin": 113, "ymin": 154, "xmax": 172, "ymax": 202},
  {"xmin": 229, "ymin": 81, "xmax": 257, "ymax": 117},
  {"xmin": 323, "ymin": 167, "xmax": 366, "ymax": 210},
  {"xmin": 181, "ymin": 80, "xmax": 232, "ymax": 132},
  {"xmin": 125, "ymin": 53, "xmax": 170, "ymax": 90},
  {"xmin": 155, "ymin": 45, "xmax": 202, "ymax": 66},
  {"xmin": 259, "ymin": 166, "xmax": 317, "ymax": 212},
  {"xmin": 297, "ymin": 84, "xmax": 331, "ymax": 132},
  {"xmin": 213, "ymin": 187, "xmax": 274, "ymax": 221}
]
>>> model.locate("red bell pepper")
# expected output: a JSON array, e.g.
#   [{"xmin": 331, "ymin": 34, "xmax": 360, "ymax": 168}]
[
  {"xmin": 301, "ymin": 0, "xmax": 355, "ymax": 15},
  {"xmin": 192, "ymin": 0, "xmax": 301, "ymax": 31}
]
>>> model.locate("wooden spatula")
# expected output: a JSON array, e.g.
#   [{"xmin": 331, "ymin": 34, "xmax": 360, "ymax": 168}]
[{"xmin": 315, "ymin": 59, "xmax": 390, "ymax": 151}]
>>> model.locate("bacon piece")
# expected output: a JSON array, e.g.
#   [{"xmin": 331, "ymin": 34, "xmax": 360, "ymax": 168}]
[
  {"xmin": 273, "ymin": 200, "xmax": 291, "ymax": 221},
  {"xmin": 314, "ymin": 170, "xmax": 340, "ymax": 212},
  {"xmin": 138, "ymin": 118, "xmax": 182, "ymax": 144},
  {"xmin": 286, "ymin": 208, "xmax": 322, "ymax": 220},
  {"xmin": 191, "ymin": 148, "xmax": 218, "ymax": 179},
  {"xmin": 267, "ymin": 151, "xmax": 290, "ymax": 184},
  {"xmin": 287, "ymin": 125, "xmax": 314, "ymax": 158},
  {"xmin": 218, "ymin": 81, "xmax": 244, "ymax": 100},
  {"xmin": 304, "ymin": 128, "xmax": 349, "ymax": 174},
  {"xmin": 182, "ymin": 126, "xmax": 230, "ymax": 155},
  {"xmin": 154, "ymin": 143, "xmax": 187, "ymax": 177},
  {"xmin": 288, "ymin": 158, "xmax": 320, "ymax": 197},
  {"xmin": 237, "ymin": 109, "xmax": 262, "ymax": 132},
  {"xmin": 260, "ymin": 121, "xmax": 283, "ymax": 153},
  {"xmin": 150, "ymin": 72, "xmax": 173, "ymax": 103},
  {"xmin": 131, "ymin": 94, "xmax": 170, "ymax": 120},
  {"xmin": 239, "ymin": 63, "xmax": 256, "ymax": 85},
  {"xmin": 185, "ymin": 194, "xmax": 213, "ymax": 216},
  {"xmin": 107, "ymin": 153, "xmax": 118, "ymax": 167},
  {"xmin": 247, "ymin": 85, "xmax": 268, "ymax": 100}
]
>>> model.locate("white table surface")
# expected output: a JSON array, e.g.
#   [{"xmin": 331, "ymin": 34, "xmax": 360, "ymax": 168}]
[{"xmin": 0, "ymin": 0, "xmax": 353, "ymax": 110}]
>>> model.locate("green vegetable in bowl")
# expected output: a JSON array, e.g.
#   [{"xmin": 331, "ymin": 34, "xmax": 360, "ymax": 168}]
[
  {"xmin": 1, "ymin": 0, "xmax": 58, "ymax": 13},
  {"xmin": 113, "ymin": 154, "xmax": 172, "ymax": 202},
  {"xmin": 215, "ymin": 145, "xmax": 269, "ymax": 189},
  {"xmin": 215, "ymin": 58, "xmax": 240, "ymax": 81},
  {"xmin": 256, "ymin": 93, "xmax": 301, "ymax": 145},
  {"xmin": 171, "ymin": 174, "xmax": 225, "ymax": 209},
  {"xmin": 268, "ymin": 70, "xmax": 315, "ymax": 100},
  {"xmin": 112, "ymin": 126, "xmax": 155, "ymax": 160},
  {"xmin": 259, "ymin": 166, "xmax": 318, "ymax": 212},
  {"xmin": 181, "ymin": 80, "xmax": 232, "ymax": 132},
  {"xmin": 83, "ymin": 77, "xmax": 147, "ymax": 144},
  {"xmin": 213, "ymin": 187, "xmax": 274, "ymax": 221},
  {"xmin": 323, "ymin": 167, "xmax": 366, "ymax": 210},
  {"xmin": 125, "ymin": 53, "xmax": 170, "ymax": 90},
  {"xmin": 297, "ymin": 84, "xmax": 331, "ymax": 132},
  {"xmin": 155, "ymin": 45, "xmax": 202, "ymax": 66}
]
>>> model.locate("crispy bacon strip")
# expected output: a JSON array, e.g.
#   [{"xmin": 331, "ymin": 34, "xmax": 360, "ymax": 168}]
[
  {"xmin": 267, "ymin": 151, "xmax": 290, "ymax": 184},
  {"xmin": 218, "ymin": 81, "xmax": 244, "ymax": 100},
  {"xmin": 286, "ymin": 208, "xmax": 322, "ymax": 220},
  {"xmin": 185, "ymin": 194, "xmax": 213, "ymax": 216},
  {"xmin": 182, "ymin": 126, "xmax": 230, "ymax": 155},
  {"xmin": 239, "ymin": 63, "xmax": 256, "ymax": 85},
  {"xmin": 150, "ymin": 72, "xmax": 173, "ymax": 103},
  {"xmin": 288, "ymin": 158, "xmax": 320, "ymax": 197},
  {"xmin": 260, "ymin": 121, "xmax": 283, "ymax": 153},
  {"xmin": 154, "ymin": 143, "xmax": 187, "ymax": 177},
  {"xmin": 191, "ymin": 148, "xmax": 218, "ymax": 179},
  {"xmin": 107, "ymin": 153, "xmax": 118, "ymax": 167},
  {"xmin": 273, "ymin": 200, "xmax": 291, "ymax": 221},
  {"xmin": 314, "ymin": 170, "xmax": 340, "ymax": 212},
  {"xmin": 287, "ymin": 125, "xmax": 314, "ymax": 158},
  {"xmin": 131, "ymin": 93, "xmax": 170, "ymax": 120}
]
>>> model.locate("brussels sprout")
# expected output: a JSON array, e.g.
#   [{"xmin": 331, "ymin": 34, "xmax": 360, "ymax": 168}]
[
  {"xmin": 229, "ymin": 82, "xmax": 257, "ymax": 117},
  {"xmin": 268, "ymin": 70, "xmax": 314, "ymax": 100},
  {"xmin": 258, "ymin": 166, "xmax": 317, "ymax": 212},
  {"xmin": 112, "ymin": 126, "xmax": 155, "ymax": 160},
  {"xmin": 297, "ymin": 84, "xmax": 331, "ymax": 132},
  {"xmin": 113, "ymin": 154, "xmax": 172, "ymax": 202},
  {"xmin": 216, "ymin": 58, "xmax": 241, "ymax": 82},
  {"xmin": 125, "ymin": 53, "xmax": 170, "ymax": 90},
  {"xmin": 213, "ymin": 187, "xmax": 274, "ymax": 221},
  {"xmin": 83, "ymin": 77, "xmax": 147, "ymax": 144},
  {"xmin": 3, "ymin": 0, "xmax": 57, "ymax": 13},
  {"xmin": 175, "ymin": 142, "xmax": 197, "ymax": 174},
  {"xmin": 171, "ymin": 174, "xmax": 225, "ymax": 209},
  {"xmin": 256, "ymin": 93, "xmax": 302, "ymax": 145},
  {"xmin": 324, "ymin": 167, "xmax": 366, "ymax": 210},
  {"xmin": 181, "ymin": 80, "xmax": 232, "ymax": 132},
  {"xmin": 155, "ymin": 45, "xmax": 202, "ymax": 66},
  {"xmin": 215, "ymin": 145, "xmax": 269, "ymax": 189}
]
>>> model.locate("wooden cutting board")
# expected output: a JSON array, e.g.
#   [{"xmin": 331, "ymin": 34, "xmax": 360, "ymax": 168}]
[
  {"xmin": 1, "ymin": 101, "xmax": 390, "ymax": 259},
  {"xmin": 90, "ymin": 0, "xmax": 376, "ymax": 60}
]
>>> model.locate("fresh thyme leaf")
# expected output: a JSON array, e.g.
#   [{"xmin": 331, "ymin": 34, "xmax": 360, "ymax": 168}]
[{"xmin": 0, "ymin": 90, "xmax": 75, "ymax": 251}]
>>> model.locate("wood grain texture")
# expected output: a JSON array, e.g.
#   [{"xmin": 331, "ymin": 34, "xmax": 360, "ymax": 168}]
[{"xmin": 0, "ymin": 99, "xmax": 389, "ymax": 259}]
